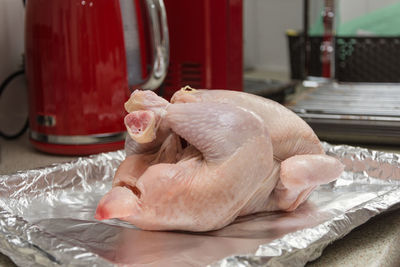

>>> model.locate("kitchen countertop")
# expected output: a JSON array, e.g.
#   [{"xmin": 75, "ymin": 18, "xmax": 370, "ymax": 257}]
[{"xmin": 1, "ymin": 133, "xmax": 400, "ymax": 266}]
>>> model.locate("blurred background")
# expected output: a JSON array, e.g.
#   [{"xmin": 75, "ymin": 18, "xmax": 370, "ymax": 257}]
[
  {"xmin": 2, "ymin": 0, "xmax": 400, "ymax": 82},
  {"xmin": 0, "ymin": 0, "xmax": 25, "ymax": 85},
  {"xmin": 244, "ymin": 0, "xmax": 399, "ymax": 74}
]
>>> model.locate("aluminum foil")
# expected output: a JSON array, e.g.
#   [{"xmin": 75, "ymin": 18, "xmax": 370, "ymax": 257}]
[{"xmin": 1, "ymin": 143, "xmax": 400, "ymax": 267}]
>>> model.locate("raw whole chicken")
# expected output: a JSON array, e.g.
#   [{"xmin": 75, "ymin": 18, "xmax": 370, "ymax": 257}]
[{"xmin": 95, "ymin": 87, "xmax": 344, "ymax": 231}]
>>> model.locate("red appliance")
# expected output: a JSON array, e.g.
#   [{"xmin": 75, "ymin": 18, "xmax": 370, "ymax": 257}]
[
  {"xmin": 160, "ymin": 0, "xmax": 243, "ymax": 99},
  {"xmin": 25, "ymin": 0, "xmax": 243, "ymax": 155},
  {"xmin": 25, "ymin": 0, "xmax": 169, "ymax": 155}
]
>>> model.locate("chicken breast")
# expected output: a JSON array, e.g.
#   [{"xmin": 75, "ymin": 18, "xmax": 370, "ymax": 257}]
[{"xmin": 95, "ymin": 88, "xmax": 344, "ymax": 231}]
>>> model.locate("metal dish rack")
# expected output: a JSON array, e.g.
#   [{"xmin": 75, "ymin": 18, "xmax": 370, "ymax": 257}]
[{"xmin": 287, "ymin": 83, "xmax": 400, "ymax": 144}]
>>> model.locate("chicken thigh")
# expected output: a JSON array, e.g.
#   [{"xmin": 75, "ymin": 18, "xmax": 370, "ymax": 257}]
[{"xmin": 95, "ymin": 88, "xmax": 344, "ymax": 231}]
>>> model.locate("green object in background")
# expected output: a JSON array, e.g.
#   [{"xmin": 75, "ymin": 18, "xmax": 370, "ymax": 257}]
[
  {"xmin": 339, "ymin": 2, "xmax": 400, "ymax": 36},
  {"xmin": 309, "ymin": 2, "xmax": 400, "ymax": 36},
  {"xmin": 309, "ymin": 7, "xmax": 325, "ymax": 36}
]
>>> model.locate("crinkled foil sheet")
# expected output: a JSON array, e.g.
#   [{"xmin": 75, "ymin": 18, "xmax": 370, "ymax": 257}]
[{"xmin": 1, "ymin": 143, "xmax": 400, "ymax": 267}]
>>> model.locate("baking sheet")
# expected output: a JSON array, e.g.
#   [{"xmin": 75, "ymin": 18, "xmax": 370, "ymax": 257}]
[{"xmin": 1, "ymin": 143, "xmax": 400, "ymax": 266}]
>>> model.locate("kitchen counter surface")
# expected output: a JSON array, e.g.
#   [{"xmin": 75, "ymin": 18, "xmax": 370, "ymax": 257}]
[{"xmin": 1, "ymin": 133, "xmax": 400, "ymax": 267}]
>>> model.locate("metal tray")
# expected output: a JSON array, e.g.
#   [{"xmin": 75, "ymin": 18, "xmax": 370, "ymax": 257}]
[{"xmin": 1, "ymin": 143, "xmax": 400, "ymax": 266}]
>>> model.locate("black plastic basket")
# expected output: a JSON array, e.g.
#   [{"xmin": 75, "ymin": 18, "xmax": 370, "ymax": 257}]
[{"xmin": 288, "ymin": 34, "xmax": 400, "ymax": 82}]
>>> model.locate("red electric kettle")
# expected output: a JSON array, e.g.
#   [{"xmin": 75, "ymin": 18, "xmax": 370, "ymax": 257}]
[{"xmin": 25, "ymin": 0, "xmax": 169, "ymax": 155}]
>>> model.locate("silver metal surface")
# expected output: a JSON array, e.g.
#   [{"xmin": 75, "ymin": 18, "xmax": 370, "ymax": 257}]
[
  {"xmin": 1, "ymin": 143, "xmax": 400, "ymax": 266},
  {"xmin": 30, "ymin": 130, "xmax": 126, "ymax": 145},
  {"xmin": 288, "ymin": 83, "xmax": 400, "ymax": 144},
  {"xmin": 292, "ymin": 83, "xmax": 400, "ymax": 116},
  {"xmin": 140, "ymin": 0, "xmax": 169, "ymax": 90},
  {"xmin": 120, "ymin": 0, "xmax": 169, "ymax": 91}
]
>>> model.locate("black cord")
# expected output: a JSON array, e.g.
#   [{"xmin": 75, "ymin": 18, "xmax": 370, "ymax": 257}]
[
  {"xmin": 0, "ymin": 69, "xmax": 29, "ymax": 140},
  {"xmin": 0, "ymin": 0, "xmax": 28, "ymax": 139}
]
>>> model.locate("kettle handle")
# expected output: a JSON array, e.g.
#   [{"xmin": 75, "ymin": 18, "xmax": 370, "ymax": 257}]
[{"xmin": 140, "ymin": 0, "xmax": 169, "ymax": 90}]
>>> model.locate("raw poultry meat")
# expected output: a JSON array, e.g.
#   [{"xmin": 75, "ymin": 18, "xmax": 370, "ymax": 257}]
[{"xmin": 95, "ymin": 87, "xmax": 344, "ymax": 231}]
